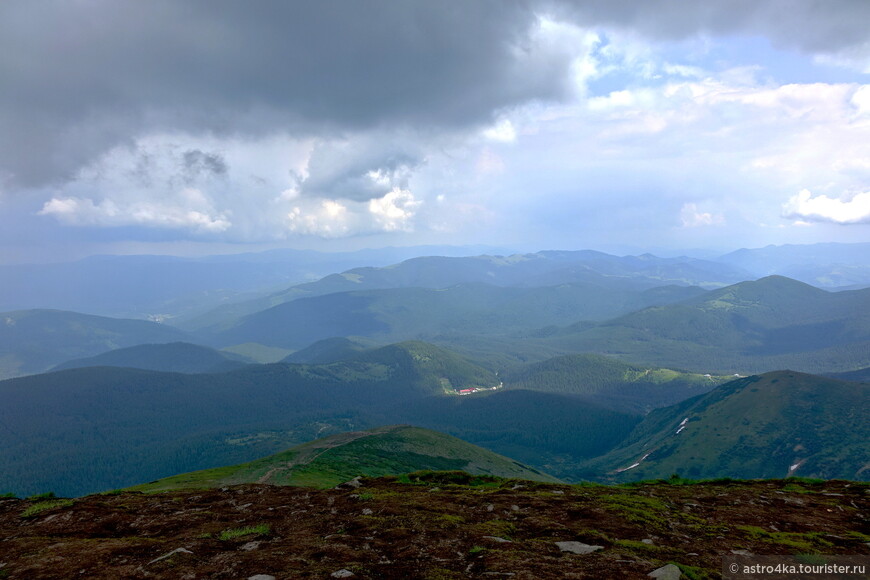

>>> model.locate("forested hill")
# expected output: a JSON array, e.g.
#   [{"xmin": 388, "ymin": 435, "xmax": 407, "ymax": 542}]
[
  {"xmin": 545, "ymin": 276, "xmax": 870, "ymax": 374},
  {"xmin": 502, "ymin": 353, "xmax": 730, "ymax": 412},
  {"xmin": 52, "ymin": 342, "xmax": 251, "ymax": 374},
  {"xmin": 0, "ymin": 342, "xmax": 498, "ymax": 496},
  {"xmin": 579, "ymin": 370, "xmax": 870, "ymax": 482},
  {"xmin": 0, "ymin": 309, "xmax": 191, "ymax": 379}
]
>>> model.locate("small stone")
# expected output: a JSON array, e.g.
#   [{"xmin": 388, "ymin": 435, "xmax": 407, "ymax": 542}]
[
  {"xmin": 362, "ymin": 508, "xmax": 373, "ymax": 515},
  {"xmin": 428, "ymin": 487, "xmax": 441, "ymax": 492},
  {"xmin": 648, "ymin": 563, "xmax": 682, "ymax": 579},
  {"xmin": 240, "ymin": 541, "xmax": 261, "ymax": 551},
  {"xmin": 555, "ymin": 541, "xmax": 603, "ymax": 555},
  {"xmin": 483, "ymin": 536, "xmax": 512, "ymax": 543},
  {"xmin": 486, "ymin": 504, "xmax": 494, "ymax": 512},
  {"xmin": 731, "ymin": 549, "xmax": 753, "ymax": 556},
  {"xmin": 551, "ymin": 490, "xmax": 564, "ymax": 495},
  {"xmin": 641, "ymin": 539, "xmax": 654, "ymax": 545},
  {"xmin": 331, "ymin": 570, "xmax": 355, "ymax": 578},
  {"xmin": 510, "ymin": 505, "xmax": 519, "ymax": 512},
  {"xmin": 247, "ymin": 576, "xmax": 276, "ymax": 580}
]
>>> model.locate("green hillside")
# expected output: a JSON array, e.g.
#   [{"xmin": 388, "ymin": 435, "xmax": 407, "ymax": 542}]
[
  {"xmin": 547, "ymin": 276, "xmax": 870, "ymax": 374},
  {"xmin": 503, "ymin": 353, "xmax": 732, "ymax": 413},
  {"xmin": 353, "ymin": 340, "xmax": 499, "ymax": 393},
  {"xmin": 52, "ymin": 341, "xmax": 252, "ymax": 373},
  {"xmin": 0, "ymin": 309, "xmax": 191, "ymax": 379},
  {"xmin": 579, "ymin": 371, "xmax": 870, "ymax": 482},
  {"xmin": 131, "ymin": 425, "xmax": 560, "ymax": 492}
]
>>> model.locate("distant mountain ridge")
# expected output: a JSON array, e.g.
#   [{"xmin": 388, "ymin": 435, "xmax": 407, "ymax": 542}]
[
  {"xmin": 200, "ymin": 282, "xmax": 708, "ymax": 350},
  {"xmin": 0, "ymin": 245, "xmax": 500, "ymax": 319},
  {"xmin": 545, "ymin": 275, "xmax": 870, "ymax": 374},
  {"xmin": 178, "ymin": 249, "xmax": 748, "ymax": 333},
  {"xmin": 0, "ymin": 309, "xmax": 191, "ymax": 380},
  {"xmin": 718, "ymin": 242, "xmax": 870, "ymax": 289}
]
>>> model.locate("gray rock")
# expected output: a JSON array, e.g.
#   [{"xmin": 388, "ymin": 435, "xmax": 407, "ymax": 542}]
[
  {"xmin": 483, "ymin": 536, "xmax": 512, "ymax": 543},
  {"xmin": 648, "ymin": 563, "xmax": 682, "ymax": 579},
  {"xmin": 336, "ymin": 476, "xmax": 363, "ymax": 490},
  {"xmin": 240, "ymin": 541, "xmax": 261, "ymax": 551},
  {"xmin": 555, "ymin": 541, "xmax": 603, "ymax": 555},
  {"xmin": 247, "ymin": 576, "xmax": 276, "ymax": 580},
  {"xmin": 641, "ymin": 538, "xmax": 654, "ymax": 545},
  {"xmin": 731, "ymin": 549, "xmax": 753, "ymax": 556},
  {"xmin": 331, "ymin": 570, "xmax": 355, "ymax": 578},
  {"xmin": 362, "ymin": 508, "xmax": 373, "ymax": 515}
]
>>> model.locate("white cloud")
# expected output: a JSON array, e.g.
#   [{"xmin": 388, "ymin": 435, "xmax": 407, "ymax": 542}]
[
  {"xmin": 368, "ymin": 188, "xmax": 422, "ymax": 232},
  {"xmin": 286, "ymin": 199, "xmax": 351, "ymax": 238},
  {"xmin": 782, "ymin": 189, "xmax": 870, "ymax": 224},
  {"xmin": 483, "ymin": 119, "xmax": 517, "ymax": 143},
  {"xmin": 852, "ymin": 85, "xmax": 870, "ymax": 115},
  {"xmin": 284, "ymin": 188, "xmax": 422, "ymax": 238},
  {"xmin": 38, "ymin": 190, "xmax": 232, "ymax": 233},
  {"xmin": 680, "ymin": 203, "xmax": 724, "ymax": 227}
]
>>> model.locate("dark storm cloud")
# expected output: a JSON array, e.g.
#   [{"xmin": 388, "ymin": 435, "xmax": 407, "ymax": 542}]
[
  {"xmin": 2, "ymin": 0, "xmax": 867, "ymax": 190},
  {"xmin": 298, "ymin": 136, "xmax": 425, "ymax": 201},
  {"xmin": 0, "ymin": 0, "xmax": 559, "ymax": 188},
  {"xmin": 182, "ymin": 150, "xmax": 228, "ymax": 183}
]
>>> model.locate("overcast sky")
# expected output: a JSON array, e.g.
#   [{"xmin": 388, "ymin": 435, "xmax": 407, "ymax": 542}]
[{"xmin": 1, "ymin": 0, "xmax": 868, "ymax": 263}]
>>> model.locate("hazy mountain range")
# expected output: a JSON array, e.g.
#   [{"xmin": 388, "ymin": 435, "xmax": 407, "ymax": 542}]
[{"xmin": 0, "ymin": 242, "xmax": 868, "ymax": 499}]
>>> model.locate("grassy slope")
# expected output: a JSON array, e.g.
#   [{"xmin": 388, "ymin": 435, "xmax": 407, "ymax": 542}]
[
  {"xmin": 130, "ymin": 425, "xmax": 561, "ymax": 492},
  {"xmin": 580, "ymin": 371, "xmax": 870, "ymax": 482}
]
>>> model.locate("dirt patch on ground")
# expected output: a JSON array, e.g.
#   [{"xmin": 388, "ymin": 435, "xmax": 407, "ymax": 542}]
[{"xmin": 0, "ymin": 475, "xmax": 867, "ymax": 579}]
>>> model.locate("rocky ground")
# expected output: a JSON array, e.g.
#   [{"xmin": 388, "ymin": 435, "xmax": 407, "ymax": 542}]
[{"xmin": 0, "ymin": 473, "xmax": 867, "ymax": 579}]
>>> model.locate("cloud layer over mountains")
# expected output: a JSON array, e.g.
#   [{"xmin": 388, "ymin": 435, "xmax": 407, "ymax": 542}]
[{"xmin": 2, "ymin": 0, "xmax": 869, "ymax": 259}]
